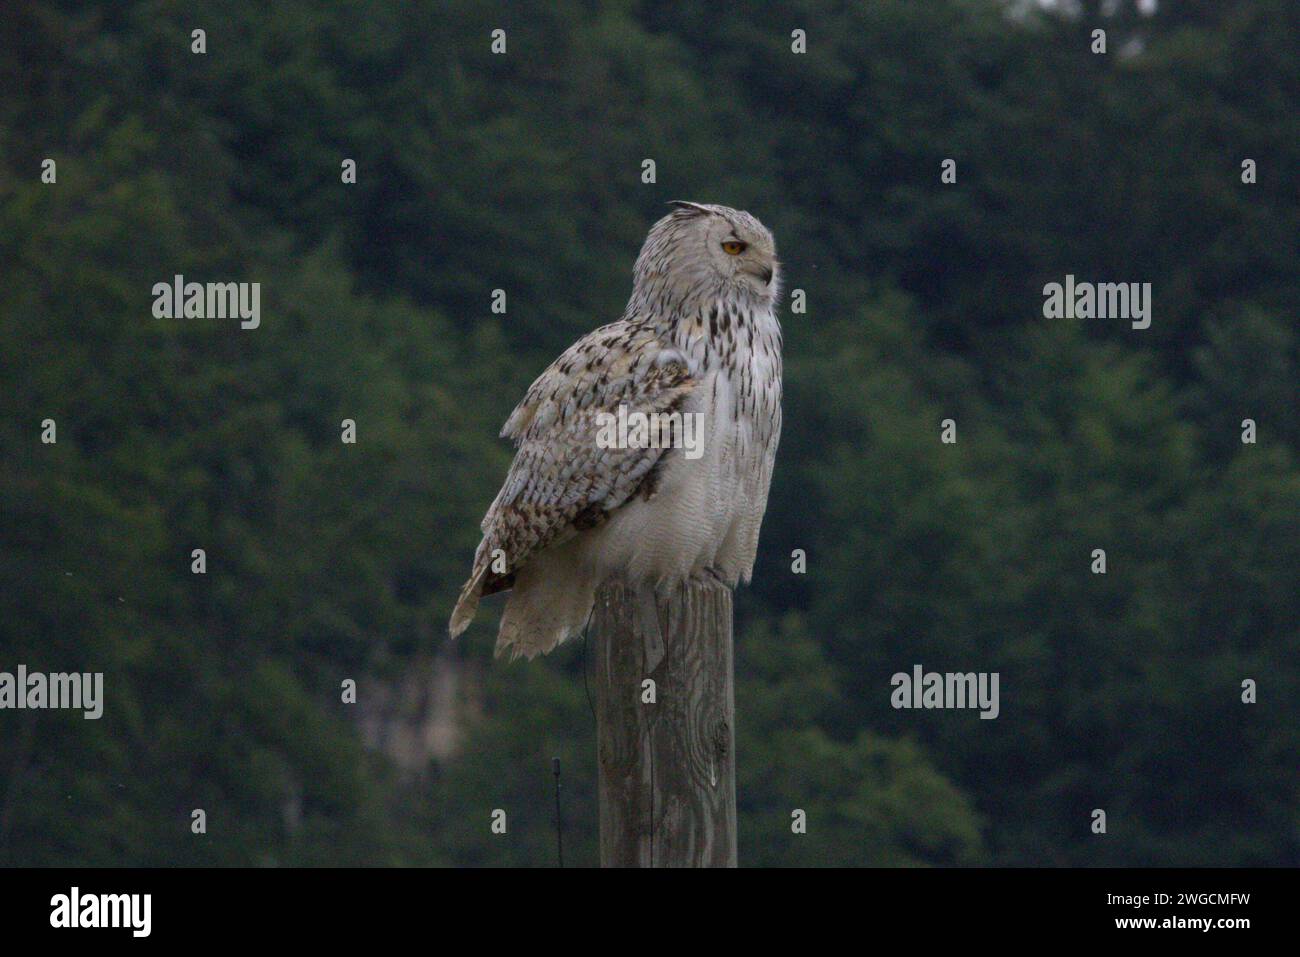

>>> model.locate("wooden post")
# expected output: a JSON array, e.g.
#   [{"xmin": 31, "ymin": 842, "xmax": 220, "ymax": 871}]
[{"xmin": 592, "ymin": 575, "xmax": 737, "ymax": 867}]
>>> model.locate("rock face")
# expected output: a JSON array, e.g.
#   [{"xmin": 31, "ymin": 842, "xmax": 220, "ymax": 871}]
[{"xmin": 356, "ymin": 651, "xmax": 479, "ymax": 772}]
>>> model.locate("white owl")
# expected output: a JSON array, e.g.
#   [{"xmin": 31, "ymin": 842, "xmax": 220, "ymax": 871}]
[{"xmin": 450, "ymin": 202, "xmax": 783, "ymax": 660}]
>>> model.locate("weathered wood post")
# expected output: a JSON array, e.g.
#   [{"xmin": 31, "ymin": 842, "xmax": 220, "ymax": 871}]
[{"xmin": 592, "ymin": 574, "xmax": 737, "ymax": 867}]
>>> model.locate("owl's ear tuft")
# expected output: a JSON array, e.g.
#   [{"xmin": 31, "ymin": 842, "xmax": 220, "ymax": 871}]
[{"xmin": 666, "ymin": 201, "xmax": 710, "ymax": 217}]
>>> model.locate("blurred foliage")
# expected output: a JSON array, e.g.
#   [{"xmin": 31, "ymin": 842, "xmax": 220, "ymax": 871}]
[{"xmin": 0, "ymin": 0, "xmax": 1296, "ymax": 866}]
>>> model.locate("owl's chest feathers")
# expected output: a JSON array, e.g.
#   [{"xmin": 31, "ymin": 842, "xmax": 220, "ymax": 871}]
[
  {"xmin": 590, "ymin": 301, "xmax": 780, "ymax": 582},
  {"xmin": 572, "ymin": 296, "xmax": 783, "ymax": 587},
  {"xmin": 670, "ymin": 301, "xmax": 783, "ymax": 453}
]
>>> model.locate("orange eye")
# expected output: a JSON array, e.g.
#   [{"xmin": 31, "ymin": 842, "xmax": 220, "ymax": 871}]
[{"xmin": 721, "ymin": 240, "xmax": 746, "ymax": 255}]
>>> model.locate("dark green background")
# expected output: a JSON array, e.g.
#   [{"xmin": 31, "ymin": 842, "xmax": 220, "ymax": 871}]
[{"xmin": 1, "ymin": 0, "xmax": 1296, "ymax": 866}]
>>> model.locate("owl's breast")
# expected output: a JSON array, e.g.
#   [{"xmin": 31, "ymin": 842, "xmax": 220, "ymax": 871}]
[{"xmin": 588, "ymin": 301, "xmax": 782, "ymax": 583}]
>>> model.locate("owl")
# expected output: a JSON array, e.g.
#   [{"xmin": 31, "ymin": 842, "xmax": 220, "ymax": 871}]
[{"xmin": 450, "ymin": 202, "xmax": 783, "ymax": 660}]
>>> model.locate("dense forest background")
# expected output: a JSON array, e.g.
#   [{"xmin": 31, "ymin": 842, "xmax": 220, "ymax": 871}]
[{"xmin": 1, "ymin": 0, "xmax": 1296, "ymax": 867}]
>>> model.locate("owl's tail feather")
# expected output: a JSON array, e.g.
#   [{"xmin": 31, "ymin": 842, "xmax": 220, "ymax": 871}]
[
  {"xmin": 448, "ymin": 563, "xmax": 489, "ymax": 638},
  {"xmin": 494, "ymin": 558, "xmax": 596, "ymax": 661}
]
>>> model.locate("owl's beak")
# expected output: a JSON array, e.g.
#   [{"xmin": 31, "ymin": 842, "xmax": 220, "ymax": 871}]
[{"xmin": 760, "ymin": 266, "xmax": 774, "ymax": 285}]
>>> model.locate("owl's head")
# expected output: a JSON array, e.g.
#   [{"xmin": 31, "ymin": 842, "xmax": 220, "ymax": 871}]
[{"xmin": 634, "ymin": 201, "xmax": 779, "ymax": 309}]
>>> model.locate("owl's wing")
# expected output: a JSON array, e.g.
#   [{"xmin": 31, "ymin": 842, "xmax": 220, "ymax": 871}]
[{"xmin": 449, "ymin": 321, "xmax": 694, "ymax": 637}]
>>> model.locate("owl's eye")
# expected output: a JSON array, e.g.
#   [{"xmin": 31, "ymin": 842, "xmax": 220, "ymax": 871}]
[{"xmin": 721, "ymin": 240, "xmax": 747, "ymax": 256}]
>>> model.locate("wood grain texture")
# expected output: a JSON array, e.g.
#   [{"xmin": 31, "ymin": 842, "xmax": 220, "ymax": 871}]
[{"xmin": 593, "ymin": 575, "xmax": 736, "ymax": 867}]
